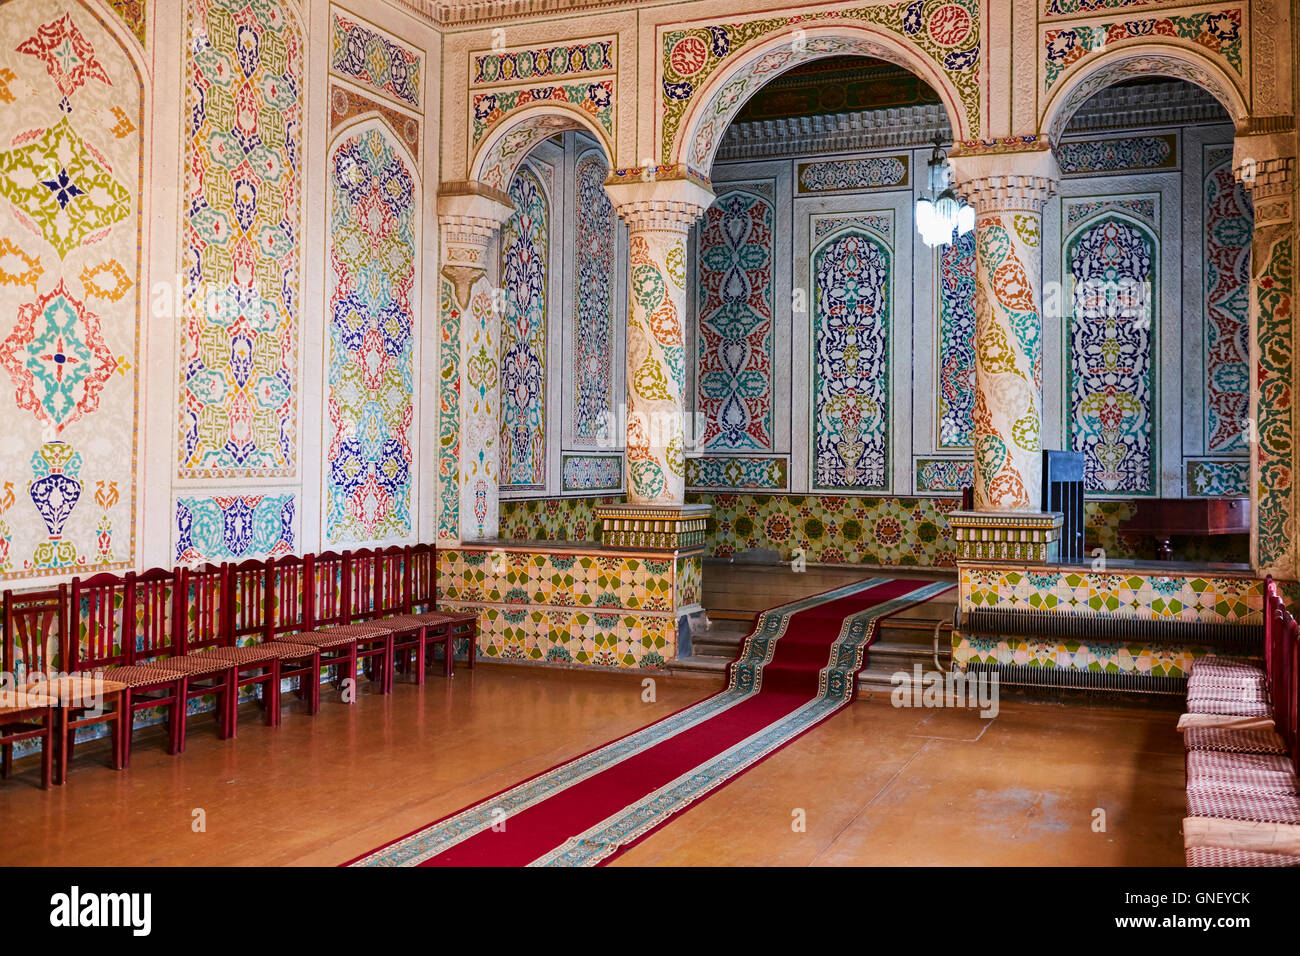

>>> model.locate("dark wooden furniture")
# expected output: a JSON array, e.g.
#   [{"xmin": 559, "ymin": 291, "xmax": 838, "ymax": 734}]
[
  {"xmin": 1, "ymin": 588, "xmax": 60, "ymax": 788},
  {"xmin": 1121, "ymin": 497, "xmax": 1250, "ymax": 560},
  {"xmin": 409, "ymin": 543, "xmax": 478, "ymax": 673},
  {"xmin": 154, "ymin": 563, "xmax": 238, "ymax": 741}
]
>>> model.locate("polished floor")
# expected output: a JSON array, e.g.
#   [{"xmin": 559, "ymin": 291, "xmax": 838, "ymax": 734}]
[{"xmin": 0, "ymin": 663, "xmax": 1186, "ymax": 866}]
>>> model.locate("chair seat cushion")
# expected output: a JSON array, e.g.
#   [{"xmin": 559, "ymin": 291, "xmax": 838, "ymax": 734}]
[
  {"xmin": 204, "ymin": 644, "xmax": 296, "ymax": 665},
  {"xmin": 1184, "ymin": 726, "xmax": 1290, "ymax": 755},
  {"xmin": 1187, "ymin": 751, "xmax": 1297, "ymax": 795},
  {"xmin": 105, "ymin": 664, "xmax": 188, "ymax": 689},
  {"xmin": 1191, "ymin": 657, "xmax": 1266, "ymax": 679},
  {"xmin": 153, "ymin": 653, "xmax": 235, "ymax": 677},
  {"xmin": 1187, "ymin": 788, "xmax": 1300, "ymax": 825},
  {"xmin": 0, "ymin": 698, "xmax": 54, "ymax": 718},
  {"xmin": 1188, "ymin": 675, "xmax": 1268, "ymax": 696},
  {"xmin": 1186, "ymin": 845, "xmax": 1300, "ymax": 866},
  {"xmin": 382, "ymin": 614, "xmax": 452, "ymax": 633},
  {"xmin": 1186, "ymin": 696, "xmax": 1272, "ymax": 717},
  {"xmin": 284, "ymin": 625, "xmax": 390, "ymax": 648},
  {"xmin": 22, "ymin": 675, "xmax": 127, "ymax": 707}
]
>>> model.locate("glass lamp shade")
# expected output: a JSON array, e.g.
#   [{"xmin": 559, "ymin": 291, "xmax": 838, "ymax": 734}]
[{"xmin": 957, "ymin": 203, "xmax": 975, "ymax": 236}]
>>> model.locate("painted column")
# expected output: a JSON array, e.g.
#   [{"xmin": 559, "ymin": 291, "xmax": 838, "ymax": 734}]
[
  {"xmin": 436, "ymin": 183, "xmax": 513, "ymax": 544},
  {"xmin": 1235, "ymin": 142, "xmax": 1297, "ymax": 579},
  {"xmin": 947, "ymin": 143, "xmax": 1061, "ymax": 561},
  {"xmin": 599, "ymin": 172, "xmax": 714, "ymax": 550}
]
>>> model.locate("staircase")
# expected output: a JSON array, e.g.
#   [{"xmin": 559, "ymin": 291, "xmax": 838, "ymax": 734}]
[{"xmin": 669, "ymin": 561, "xmax": 957, "ymax": 694}]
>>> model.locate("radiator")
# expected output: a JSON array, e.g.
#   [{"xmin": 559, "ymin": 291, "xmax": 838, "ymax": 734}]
[
  {"xmin": 963, "ymin": 607, "xmax": 1262, "ymax": 651},
  {"xmin": 964, "ymin": 660, "xmax": 1189, "ymax": 695}
]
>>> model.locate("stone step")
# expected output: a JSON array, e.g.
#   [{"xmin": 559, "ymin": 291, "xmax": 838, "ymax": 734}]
[{"xmin": 667, "ymin": 655, "xmax": 729, "ymax": 678}]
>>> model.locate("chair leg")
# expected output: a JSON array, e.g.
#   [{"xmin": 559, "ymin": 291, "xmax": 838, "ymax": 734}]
[
  {"xmin": 218, "ymin": 672, "xmax": 234, "ymax": 740},
  {"xmin": 40, "ymin": 717, "xmax": 51, "ymax": 790},
  {"xmin": 309, "ymin": 654, "xmax": 321, "ymax": 715},
  {"xmin": 384, "ymin": 639, "xmax": 394, "ymax": 694},
  {"xmin": 267, "ymin": 661, "xmax": 282, "ymax": 727},
  {"xmin": 416, "ymin": 630, "xmax": 427, "ymax": 687},
  {"xmin": 2, "ymin": 741, "xmax": 11, "ymax": 778},
  {"xmin": 468, "ymin": 625, "xmax": 477, "ymax": 669},
  {"xmin": 170, "ymin": 679, "xmax": 188, "ymax": 755},
  {"xmin": 56, "ymin": 709, "xmax": 69, "ymax": 784},
  {"xmin": 347, "ymin": 648, "xmax": 358, "ymax": 701},
  {"xmin": 120, "ymin": 691, "xmax": 134, "ymax": 769},
  {"xmin": 444, "ymin": 633, "xmax": 454, "ymax": 678}
]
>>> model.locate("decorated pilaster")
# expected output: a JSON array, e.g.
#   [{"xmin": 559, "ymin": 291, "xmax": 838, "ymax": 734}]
[
  {"xmin": 1235, "ymin": 134, "xmax": 1297, "ymax": 579},
  {"xmin": 947, "ymin": 141, "xmax": 1063, "ymax": 562},
  {"xmin": 436, "ymin": 182, "xmax": 513, "ymax": 544},
  {"xmin": 598, "ymin": 170, "xmax": 714, "ymax": 552}
]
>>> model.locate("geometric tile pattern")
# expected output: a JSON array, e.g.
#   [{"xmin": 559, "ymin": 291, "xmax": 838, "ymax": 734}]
[
  {"xmin": 686, "ymin": 456, "xmax": 787, "ymax": 491},
  {"xmin": 179, "ymin": 0, "xmax": 302, "ymax": 478},
  {"xmin": 325, "ymin": 124, "xmax": 416, "ymax": 543},
  {"xmin": 561, "ymin": 454, "xmax": 623, "ymax": 492},
  {"xmin": 959, "ymin": 566, "xmax": 1263, "ymax": 624},
  {"xmin": 437, "ymin": 546, "xmax": 684, "ymax": 668}
]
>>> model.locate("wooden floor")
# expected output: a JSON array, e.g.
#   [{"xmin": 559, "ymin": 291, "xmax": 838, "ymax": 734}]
[{"xmin": 0, "ymin": 663, "xmax": 1186, "ymax": 866}]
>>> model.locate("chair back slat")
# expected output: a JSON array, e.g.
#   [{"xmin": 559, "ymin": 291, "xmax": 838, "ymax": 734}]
[
  {"xmin": 409, "ymin": 543, "xmax": 437, "ymax": 612},
  {"xmin": 228, "ymin": 558, "xmax": 272, "ymax": 645},
  {"xmin": 178, "ymin": 563, "xmax": 227, "ymax": 653},
  {"xmin": 129, "ymin": 567, "xmax": 178, "ymax": 663},
  {"xmin": 349, "ymin": 548, "xmax": 383, "ymax": 623},
  {"xmin": 309, "ymin": 551, "xmax": 348, "ymax": 629},
  {"xmin": 269, "ymin": 554, "xmax": 310, "ymax": 640},
  {"xmin": 376, "ymin": 546, "xmax": 409, "ymax": 616},
  {"xmin": 3, "ymin": 586, "xmax": 65, "ymax": 679},
  {"xmin": 70, "ymin": 572, "xmax": 131, "ymax": 671}
]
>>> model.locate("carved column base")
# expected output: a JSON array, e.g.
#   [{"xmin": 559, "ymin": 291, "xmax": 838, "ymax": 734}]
[
  {"xmin": 596, "ymin": 503, "xmax": 711, "ymax": 552},
  {"xmin": 948, "ymin": 510, "xmax": 1064, "ymax": 563}
]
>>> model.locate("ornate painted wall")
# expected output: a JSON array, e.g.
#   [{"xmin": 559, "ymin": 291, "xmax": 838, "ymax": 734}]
[
  {"xmin": 499, "ymin": 164, "xmax": 549, "ymax": 491},
  {"xmin": 324, "ymin": 123, "xmax": 417, "ymax": 545},
  {"xmin": 571, "ymin": 150, "xmax": 616, "ymax": 447},
  {"xmin": 0, "ymin": 0, "xmax": 142, "ymax": 580}
]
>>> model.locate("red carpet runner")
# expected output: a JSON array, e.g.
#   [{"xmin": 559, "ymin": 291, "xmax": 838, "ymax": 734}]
[{"xmin": 347, "ymin": 576, "xmax": 954, "ymax": 867}]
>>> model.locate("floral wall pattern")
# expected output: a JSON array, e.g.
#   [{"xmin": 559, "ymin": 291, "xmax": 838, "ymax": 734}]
[
  {"xmin": 500, "ymin": 165, "xmax": 548, "ymax": 490},
  {"xmin": 696, "ymin": 186, "xmax": 774, "ymax": 452},
  {"xmin": 330, "ymin": 12, "xmax": 421, "ymax": 110},
  {"xmin": 1067, "ymin": 215, "xmax": 1156, "ymax": 495},
  {"xmin": 572, "ymin": 151, "xmax": 615, "ymax": 446},
  {"xmin": 325, "ymin": 124, "xmax": 416, "ymax": 544},
  {"xmin": 936, "ymin": 228, "xmax": 976, "ymax": 449},
  {"xmin": 1202, "ymin": 150, "xmax": 1252, "ymax": 455},
  {"xmin": 175, "ymin": 492, "xmax": 294, "ymax": 562},
  {"xmin": 178, "ymin": 0, "xmax": 302, "ymax": 480},
  {"xmin": 0, "ymin": 0, "xmax": 140, "ymax": 580},
  {"xmin": 812, "ymin": 226, "xmax": 891, "ymax": 491}
]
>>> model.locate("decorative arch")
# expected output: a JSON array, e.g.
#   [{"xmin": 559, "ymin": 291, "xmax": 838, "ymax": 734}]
[
  {"xmin": 470, "ymin": 103, "xmax": 615, "ymax": 192},
  {"xmin": 668, "ymin": 20, "xmax": 975, "ymax": 172},
  {"xmin": 1041, "ymin": 44, "xmax": 1248, "ymax": 147},
  {"xmin": 323, "ymin": 116, "xmax": 420, "ymax": 544}
]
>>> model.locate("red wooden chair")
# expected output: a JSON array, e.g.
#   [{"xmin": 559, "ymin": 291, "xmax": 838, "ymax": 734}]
[
  {"xmin": 1, "ymin": 588, "xmax": 62, "ymax": 789},
  {"xmin": 276, "ymin": 551, "xmax": 393, "ymax": 698},
  {"xmin": 206, "ymin": 557, "xmax": 320, "ymax": 734},
  {"xmin": 153, "ymin": 563, "xmax": 238, "ymax": 742},
  {"xmin": 261, "ymin": 554, "xmax": 325, "ymax": 717},
  {"xmin": 374, "ymin": 545, "xmax": 453, "ymax": 682},
  {"xmin": 68, "ymin": 570, "xmax": 188, "ymax": 768},
  {"xmin": 410, "ymin": 543, "xmax": 479, "ymax": 674}
]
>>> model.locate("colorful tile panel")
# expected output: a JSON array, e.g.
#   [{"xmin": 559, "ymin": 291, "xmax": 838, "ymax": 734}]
[
  {"xmin": 796, "ymin": 155, "xmax": 908, "ymax": 193},
  {"xmin": 572, "ymin": 151, "xmax": 616, "ymax": 445},
  {"xmin": 1203, "ymin": 150, "xmax": 1251, "ymax": 454},
  {"xmin": 1056, "ymin": 134, "xmax": 1175, "ymax": 174},
  {"xmin": 697, "ymin": 186, "xmax": 774, "ymax": 451},
  {"xmin": 325, "ymin": 124, "xmax": 416, "ymax": 543},
  {"xmin": 686, "ymin": 456, "xmax": 787, "ymax": 491},
  {"xmin": 500, "ymin": 166, "xmax": 548, "ymax": 490},
  {"xmin": 330, "ymin": 12, "xmax": 421, "ymax": 110},
  {"xmin": 175, "ymin": 493, "xmax": 294, "ymax": 562},
  {"xmin": 179, "ymin": 0, "xmax": 302, "ymax": 478},
  {"xmin": 473, "ymin": 39, "xmax": 614, "ymax": 85},
  {"xmin": 561, "ymin": 454, "xmax": 622, "ymax": 492}
]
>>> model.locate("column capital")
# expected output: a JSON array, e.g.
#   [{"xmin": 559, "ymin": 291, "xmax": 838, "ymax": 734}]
[
  {"xmin": 603, "ymin": 172, "xmax": 715, "ymax": 233},
  {"xmin": 437, "ymin": 180, "xmax": 514, "ymax": 261},
  {"xmin": 949, "ymin": 141, "xmax": 1060, "ymax": 214}
]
